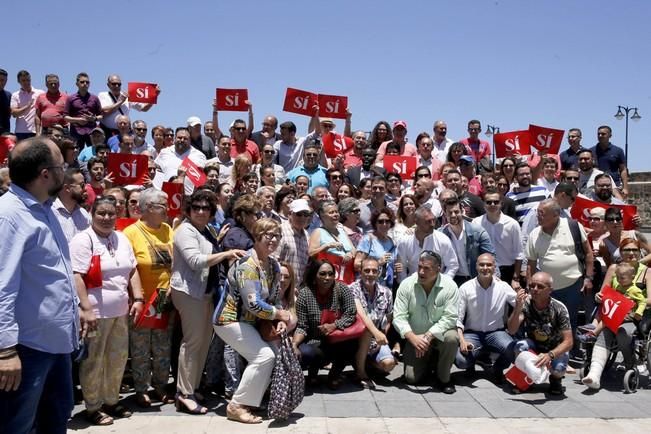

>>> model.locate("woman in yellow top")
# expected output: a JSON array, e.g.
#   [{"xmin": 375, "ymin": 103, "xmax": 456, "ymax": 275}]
[
  {"xmin": 123, "ymin": 188, "xmax": 175, "ymax": 407},
  {"xmin": 215, "ymin": 218, "xmax": 292, "ymax": 424}
]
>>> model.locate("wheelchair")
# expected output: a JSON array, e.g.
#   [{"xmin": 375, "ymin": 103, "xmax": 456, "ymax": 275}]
[{"xmin": 577, "ymin": 320, "xmax": 651, "ymax": 393}]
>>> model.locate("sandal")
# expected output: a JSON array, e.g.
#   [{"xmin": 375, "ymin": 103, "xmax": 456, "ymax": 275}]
[
  {"xmin": 226, "ymin": 403, "xmax": 262, "ymax": 424},
  {"xmin": 175, "ymin": 394, "xmax": 208, "ymax": 415},
  {"xmin": 135, "ymin": 392, "xmax": 151, "ymax": 408},
  {"xmin": 86, "ymin": 410, "xmax": 114, "ymax": 426},
  {"xmin": 104, "ymin": 403, "xmax": 132, "ymax": 418},
  {"xmin": 356, "ymin": 377, "xmax": 376, "ymax": 390}
]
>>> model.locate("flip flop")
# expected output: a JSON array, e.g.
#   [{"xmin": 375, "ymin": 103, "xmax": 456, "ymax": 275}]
[{"xmin": 86, "ymin": 410, "xmax": 114, "ymax": 426}]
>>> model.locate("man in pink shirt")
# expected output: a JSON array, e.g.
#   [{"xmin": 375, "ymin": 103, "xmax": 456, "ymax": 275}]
[
  {"xmin": 459, "ymin": 119, "xmax": 491, "ymax": 163},
  {"xmin": 35, "ymin": 74, "xmax": 67, "ymax": 135},
  {"xmin": 375, "ymin": 120, "xmax": 418, "ymax": 163}
]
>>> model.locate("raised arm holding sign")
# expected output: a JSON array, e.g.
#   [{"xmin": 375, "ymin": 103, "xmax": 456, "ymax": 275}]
[
  {"xmin": 528, "ymin": 124, "xmax": 564, "ymax": 154},
  {"xmin": 283, "ymin": 87, "xmax": 318, "ymax": 117},
  {"xmin": 128, "ymin": 82, "xmax": 159, "ymax": 104},
  {"xmin": 180, "ymin": 157, "xmax": 207, "ymax": 187},
  {"xmin": 493, "ymin": 130, "xmax": 532, "ymax": 158},
  {"xmin": 215, "ymin": 88, "xmax": 249, "ymax": 111},
  {"xmin": 317, "ymin": 94, "xmax": 348, "ymax": 119}
]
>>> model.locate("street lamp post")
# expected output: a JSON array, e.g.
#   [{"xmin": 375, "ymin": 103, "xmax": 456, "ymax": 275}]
[
  {"xmin": 484, "ymin": 124, "xmax": 500, "ymax": 166},
  {"xmin": 614, "ymin": 105, "xmax": 641, "ymax": 162}
]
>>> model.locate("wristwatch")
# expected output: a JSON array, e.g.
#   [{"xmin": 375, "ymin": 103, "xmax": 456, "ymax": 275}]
[{"xmin": 548, "ymin": 351, "xmax": 555, "ymax": 360}]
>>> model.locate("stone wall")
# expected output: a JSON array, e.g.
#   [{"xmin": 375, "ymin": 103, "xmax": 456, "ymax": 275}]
[{"xmin": 628, "ymin": 172, "xmax": 651, "ymax": 229}]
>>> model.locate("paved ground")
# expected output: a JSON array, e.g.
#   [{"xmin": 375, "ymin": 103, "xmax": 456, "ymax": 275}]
[{"xmin": 68, "ymin": 359, "xmax": 651, "ymax": 433}]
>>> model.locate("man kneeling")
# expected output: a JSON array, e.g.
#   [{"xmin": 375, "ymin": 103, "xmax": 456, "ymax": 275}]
[
  {"xmin": 393, "ymin": 251, "xmax": 459, "ymax": 394},
  {"xmin": 455, "ymin": 254, "xmax": 517, "ymax": 383},
  {"xmin": 508, "ymin": 272, "xmax": 573, "ymax": 395}
]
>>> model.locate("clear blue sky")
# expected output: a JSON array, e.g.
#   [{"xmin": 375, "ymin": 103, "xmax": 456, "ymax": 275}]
[{"xmin": 5, "ymin": 0, "xmax": 650, "ymax": 170}]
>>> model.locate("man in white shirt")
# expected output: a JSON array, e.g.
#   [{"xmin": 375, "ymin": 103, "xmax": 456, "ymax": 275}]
[
  {"xmin": 432, "ymin": 120, "xmax": 453, "ymax": 162},
  {"xmin": 98, "ymin": 74, "xmax": 155, "ymax": 136},
  {"xmin": 53, "ymin": 168, "xmax": 91, "ymax": 242},
  {"xmin": 473, "ymin": 191, "xmax": 523, "ymax": 287},
  {"xmin": 396, "ymin": 206, "xmax": 458, "ymax": 281},
  {"xmin": 455, "ymin": 254, "xmax": 516, "ymax": 381},
  {"xmin": 207, "ymin": 135, "xmax": 234, "ymax": 184},
  {"xmin": 10, "ymin": 70, "xmax": 44, "ymax": 140},
  {"xmin": 273, "ymin": 121, "xmax": 318, "ymax": 173},
  {"xmin": 132, "ymin": 120, "xmax": 155, "ymax": 156},
  {"xmin": 154, "ymin": 127, "xmax": 206, "ymax": 194}
]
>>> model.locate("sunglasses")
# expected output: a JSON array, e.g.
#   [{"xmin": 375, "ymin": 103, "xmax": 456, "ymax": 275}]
[
  {"xmin": 135, "ymin": 128, "xmax": 147, "ymax": 132},
  {"xmin": 330, "ymin": 175, "xmax": 342, "ymax": 180},
  {"xmin": 565, "ymin": 176, "xmax": 579, "ymax": 181},
  {"xmin": 377, "ymin": 219, "xmax": 392, "ymax": 224},
  {"xmin": 233, "ymin": 127, "xmax": 246, "ymax": 132},
  {"xmin": 621, "ymin": 248, "xmax": 640, "ymax": 253},
  {"xmin": 128, "ymin": 199, "xmax": 139, "ymax": 205},
  {"xmin": 109, "ymin": 82, "xmax": 121, "ymax": 86},
  {"xmin": 485, "ymin": 200, "xmax": 500, "ymax": 205},
  {"xmin": 263, "ymin": 233, "xmax": 282, "ymax": 241},
  {"xmin": 606, "ymin": 217, "xmax": 623, "ymax": 222},
  {"xmin": 263, "ymin": 150, "xmax": 275, "ymax": 154},
  {"xmin": 191, "ymin": 205, "xmax": 211, "ymax": 212}
]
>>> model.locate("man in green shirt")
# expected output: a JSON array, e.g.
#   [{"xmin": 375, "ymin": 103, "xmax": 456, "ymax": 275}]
[{"xmin": 393, "ymin": 251, "xmax": 460, "ymax": 393}]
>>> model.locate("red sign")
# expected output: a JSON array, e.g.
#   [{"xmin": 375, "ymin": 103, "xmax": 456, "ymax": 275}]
[
  {"xmin": 322, "ymin": 132, "xmax": 353, "ymax": 158},
  {"xmin": 505, "ymin": 364, "xmax": 535, "ymax": 392},
  {"xmin": 128, "ymin": 82, "xmax": 158, "ymax": 104},
  {"xmin": 283, "ymin": 87, "xmax": 318, "ymax": 117},
  {"xmin": 600, "ymin": 285, "xmax": 635, "ymax": 333},
  {"xmin": 383, "ymin": 156, "xmax": 417, "ymax": 179},
  {"xmin": 180, "ymin": 157, "xmax": 207, "ymax": 187},
  {"xmin": 162, "ymin": 182, "xmax": 184, "ymax": 218},
  {"xmin": 528, "ymin": 124, "xmax": 564, "ymax": 154},
  {"xmin": 493, "ymin": 130, "xmax": 532, "ymax": 158},
  {"xmin": 317, "ymin": 94, "xmax": 348, "ymax": 119},
  {"xmin": 215, "ymin": 88, "xmax": 249, "ymax": 111},
  {"xmin": 317, "ymin": 252, "xmax": 355, "ymax": 284},
  {"xmin": 571, "ymin": 195, "xmax": 638, "ymax": 230},
  {"xmin": 115, "ymin": 218, "xmax": 137, "ymax": 231},
  {"xmin": 106, "ymin": 153, "xmax": 149, "ymax": 185},
  {"xmin": 0, "ymin": 136, "xmax": 12, "ymax": 165}
]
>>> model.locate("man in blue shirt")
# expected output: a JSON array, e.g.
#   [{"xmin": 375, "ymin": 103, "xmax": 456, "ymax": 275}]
[
  {"xmin": 0, "ymin": 137, "xmax": 84, "ymax": 434},
  {"xmin": 591, "ymin": 125, "xmax": 628, "ymax": 199},
  {"xmin": 286, "ymin": 142, "xmax": 328, "ymax": 193}
]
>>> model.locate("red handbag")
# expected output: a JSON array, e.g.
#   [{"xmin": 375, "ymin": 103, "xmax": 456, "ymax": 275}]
[
  {"xmin": 320, "ymin": 310, "xmax": 366, "ymax": 344},
  {"xmin": 82, "ymin": 233, "xmax": 102, "ymax": 289}
]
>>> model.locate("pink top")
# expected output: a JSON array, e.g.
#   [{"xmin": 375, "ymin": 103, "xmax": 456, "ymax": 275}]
[
  {"xmin": 459, "ymin": 137, "xmax": 491, "ymax": 162},
  {"xmin": 71, "ymin": 228, "xmax": 137, "ymax": 319}
]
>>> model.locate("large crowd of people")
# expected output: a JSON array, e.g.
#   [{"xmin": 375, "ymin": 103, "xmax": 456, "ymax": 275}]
[{"xmin": 0, "ymin": 68, "xmax": 650, "ymax": 432}]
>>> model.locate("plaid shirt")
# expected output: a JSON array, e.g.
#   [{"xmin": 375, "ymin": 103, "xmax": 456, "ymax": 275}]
[
  {"xmin": 273, "ymin": 220, "xmax": 309, "ymax": 285},
  {"xmin": 295, "ymin": 282, "xmax": 357, "ymax": 344}
]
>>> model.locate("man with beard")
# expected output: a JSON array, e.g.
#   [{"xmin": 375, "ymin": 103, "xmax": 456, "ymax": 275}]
[
  {"xmin": 577, "ymin": 149, "xmax": 604, "ymax": 196},
  {"xmin": 132, "ymin": 120, "xmax": 155, "ymax": 156},
  {"xmin": 0, "ymin": 137, "xmax": 82, "ymax": 434},
  {"xmin": 86, "ymin": 156, "xmax": 108, "ymax": 207},
  {"xmin": 346, "ymin": 147, "xmax": 386, "ymax": 186},
  {"xmin": 459, "ymin": 120, "xmax": 491, "ymax": 163},
  {"xmin": 273, "ymin": 120, "xmax": 319, "ymax": 173},
  {"xmin": 506, "ymin": 163, "xmax": 549, "ymax": 224},
  {"xmin": 186, "ymin": 116, "xmax": 216, "ymax": 159},
  {"xmin": 154, "ymin": 127, "xmax": 206, "ymax": 194},
  {"xmin": 53, "ymin": 168, "xmax": 91, "ymax": 242},
  {"xmin": 358, "ymin": 176, "xmax": 397, "ymax": 231},
  {"xmin": 587, "ymin": 174, "xmax": 626, "ymax": 205},
  {"xmin": 443, "ymin": 169, "xmax": 485, "ymax": 219}
]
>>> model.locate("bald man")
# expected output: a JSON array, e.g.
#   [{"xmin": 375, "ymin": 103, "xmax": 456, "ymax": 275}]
[
  {"xmin": 0, "ymin": 137, "xmax": 83, "ymax": 433},
  {"xmin": 508, "ymin": 271, "xmax": 573, "ymax": 396},
  {"xmin": 455, "ymin": 254, "xmax": 517, "ymax": 383}
]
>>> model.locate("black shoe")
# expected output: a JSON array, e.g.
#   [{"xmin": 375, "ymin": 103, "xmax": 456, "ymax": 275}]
[
  {"xmin": 440, "ymin": 381, "xmax": 456, "ymax": 394},
  {"xmin": 548, "ymin": 377, "xmax": 564, "ymax": 396}
]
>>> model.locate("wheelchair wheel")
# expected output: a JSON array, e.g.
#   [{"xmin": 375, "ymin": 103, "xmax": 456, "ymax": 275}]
[
  {"xmin": 645, "ymin": 339, "xmax": 651, "ymax": 375},
  {"xmin": 623, "ymin": 368, "xmax": 639, "ymax": 393}
]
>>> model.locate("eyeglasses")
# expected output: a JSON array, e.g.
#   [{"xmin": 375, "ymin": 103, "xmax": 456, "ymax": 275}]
[
  {"xmin": 263, "ymin": 150, "xmax": 275, "ymax": 154},
  {"xmin": 191, "ymin": 205, "xmax": 211, "ymax": 212},
  {"xmin": 321, "ymin": 124, "xmax": 334, "ymax": 129},
  {"xmin": 362, "ymin": 268, "xmax": 379, "ymax": 274},
  {"xmin": 135, "ymin": 128, "xmax": 147, "ymax": 132},
  {"xmin": 416, "ymin": 173, "xmax": 430, "ymax": 178},
  {"xmin": 233, "ymin": 127, "xmax": 246, "ymax": 132},
  {"xmin": 485, "ymin": 200, "xmax": 500, "ymax": 205},
  {"xmin": 164, "ymin": 133, "xmax": 174, "ymax": 137},
  {"xmin": 621, "ymin": 248, "xmax": 640, "ymax": 253},
  {"xmin": 565, "ymin": 176, "xmax": 579, "ymax": 181},
  {"xmin": 318, "ymin": 271, "xmax": 336, "ymax": 277},
  {"xmin": 605, "ymin": 217, "xmax": 623, "ymax": 223},
  {"xmin": 351, "ymin": 209, "xmax": 361, "ymax": 214},
  {"xmin": 588, "ymin": 217, "xmax": 602, "ymax": 222},
  {"xmin": 78, "ymin": 80, "xmax": 89, "ymax": 84},
  {"xmin": 263, "ymin": 233, "xmax": 282, "ymax": 241},
  {"xmin": 468, "ymin": 128, "xmax": 481, "ymax": 132},
  {"xmin": 109, "ymin": 82, "xmax": 121, "ymax": 86},
  {"xmin": 377, "ymin": 219, "xmax": 392, "ymax": 224},
  {"xmin": 329, "ymin": 175, "xmax": 342, "ymax": 180}
]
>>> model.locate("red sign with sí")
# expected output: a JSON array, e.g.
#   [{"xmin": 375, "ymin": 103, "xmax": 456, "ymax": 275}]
[
  {"xmin": 180, "ymin": 157, "xmax": 207, "ymax": 187},
  {"xmin": 215, "ymin": 88, "xmax": 249, "ymax": 111},
  {"xmin": 317, "ymin": 252, "xmax": 355, "ymax": 284},
  {"xmin": 115, "ymin": 218, "xmax": 138, "ymax": 231},
  {"xmin": 322, "ymin": 132, "xmax": 353, "ymax": 158},
  {"xmin": 283, "ymin": 87, "xmax": 318, "ymax": 117},
  {"xmin": 162, "ymin": 182, "xmax": 184, "ymax": 218},
  {"xmin": 317, "ymin": 94, "xmax": 348, "ymax": 119},
  {"xmin": 600, "ymin": 285, "xmax": 635, "ymax": 333},
  {"xmin": 528, "ymin": 124, "xmax": 564, "ymax": 154},
  {"xmin": 128, "ymin": 82, "xmax": 158, "ymax": 104},
  {"xmin": 493, "ymin": 130, "xmax": 532, "ymax": 158},
  {"xmin": 383, "ymin": 155, "xmax": 418, "ymax": 179},
  {"xmin": 571, "ymin": 195, "xmax": 637, "ymax": 230},
  {"xmin": 106, "ymin": 153, "xmax": 149, "ymax": 185}
]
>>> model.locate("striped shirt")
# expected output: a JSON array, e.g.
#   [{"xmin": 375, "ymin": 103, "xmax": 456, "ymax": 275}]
[{"xmin": 506, "ymin": 185, "xmax": 549, "ymax": 225}]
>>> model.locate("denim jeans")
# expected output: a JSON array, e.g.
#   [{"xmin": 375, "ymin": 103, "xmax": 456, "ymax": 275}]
[
  {"xmin": 455, "ymin": 329, "xmax": 516, "ymax": 371},
  {"xmin": 552, "ymin": 278, "xmax": 583, "ymax": 354},
  {"xmin": 0, "ymin": 345, "xmax": 73, "ymax": 434}
]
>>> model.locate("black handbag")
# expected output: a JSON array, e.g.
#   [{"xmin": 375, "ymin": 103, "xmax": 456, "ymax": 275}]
[{"xmin": 268, "ymin": 331, "xmax": 305, "ymax": 420}]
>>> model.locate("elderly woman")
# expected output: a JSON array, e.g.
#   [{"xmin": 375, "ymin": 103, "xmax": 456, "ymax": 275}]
[
  {"xmin": 123, "ymin": 188, "xmax": 175, "ymax": 407},
  {"xmin": 385, "ymin": 172, "xmax": 403, "ymax": 203},
  {"xmin": 257, "ymin": 186, "xmax": 278, "ymax": 221},
  {"xmin": 293, "ymin": 258, "xmax": 359, "ymax": 389},
  {"xmin": 354, "ymin": 208, "xmax": 398, "ymax": 288},
  {"xmin": 71, "ymin": 196, "xmax": 144, "ymax": 425},
  {"xmin": 338, "ymin": 197, "xmax": 363, "ymax": 248},
  {"xmin": 170, "ymin": 190, "xmax": 245, "ymax": 414},
  {"xmin": 583, "ymin": 238, "xmax": 651, "ymax": 389},
  {"xmin": 309, "ymin": 200, "xmax": 356, "ymax": 262},
  {"xmin": 214, "ymin": 219, "xmax": 293, "ymax": 424}
]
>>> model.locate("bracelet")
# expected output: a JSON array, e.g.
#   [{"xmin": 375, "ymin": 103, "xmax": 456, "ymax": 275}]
[
  {"xmin": 133, "ymin": 297, "xmax": 145, "ymax": 303},
  {"xmin": 0, "ymin": 351, "xmax": 18, "ymax": 360}
]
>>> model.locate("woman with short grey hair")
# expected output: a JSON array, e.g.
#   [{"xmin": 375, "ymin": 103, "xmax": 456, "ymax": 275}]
[{"xmin": 338, "ymin": 197, "xmax": 363, "ymax": 248}]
